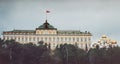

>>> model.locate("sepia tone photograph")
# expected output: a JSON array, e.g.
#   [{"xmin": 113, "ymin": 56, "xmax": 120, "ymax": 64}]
[{"xmin": 0, "ymin": 0, "xmax": 120, "ymax": 64}]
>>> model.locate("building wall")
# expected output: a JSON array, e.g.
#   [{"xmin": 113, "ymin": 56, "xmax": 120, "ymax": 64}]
[{"xmin": 3, "ymin": 34, "xmax": 91, "ymax": 50}]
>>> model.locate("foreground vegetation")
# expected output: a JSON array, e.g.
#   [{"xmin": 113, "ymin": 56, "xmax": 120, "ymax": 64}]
[{"xmin": 0, "ymin": 38, "xmax": 120, "ymax": 64}]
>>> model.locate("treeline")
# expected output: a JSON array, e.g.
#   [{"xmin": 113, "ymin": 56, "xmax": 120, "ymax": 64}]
[{"xmin": 0, "ymin": 38, "xmax": 120, "ymax": 64}]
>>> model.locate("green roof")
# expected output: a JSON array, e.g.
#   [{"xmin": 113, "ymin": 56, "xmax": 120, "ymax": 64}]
[
  {"xmin": 58, "ymin": 30, "xmax": 82, "ymax": 34},
  {"xmin": 3, "ymin": 30, "xmax": 91, "ymax": 35},
  {"xmin": 36, "ymin": 20, "xmax": 57, "ymax": 30},
  {"xmin": 57, "ymin": 30, "xmax": 91, "ymax": 35},
  {"xmin": 4, "ymin": 30, "xmax": 35, "ymax": 33}
]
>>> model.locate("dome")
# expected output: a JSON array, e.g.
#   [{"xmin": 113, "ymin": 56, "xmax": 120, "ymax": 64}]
[
  {"xmin": 102, "ymin": 35, "xmax": 107, "ymax": 38},
  {"xmin": 36, "ymin": 20, "xmax": 57, "ymax": 30},
  {"xmin": 111, "ymin": 40, "xmax": 117, "ymax": 44}
]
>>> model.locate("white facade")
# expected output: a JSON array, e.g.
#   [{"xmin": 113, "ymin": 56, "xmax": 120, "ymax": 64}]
[{"xmin": 3, "ymin": 20, "xmax": 92, "ymax": 50}]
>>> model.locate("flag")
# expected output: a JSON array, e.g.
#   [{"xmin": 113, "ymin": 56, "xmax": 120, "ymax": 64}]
[{"xmin": 46, "ymin": 10, "xmax": 50, "ymax": 13}]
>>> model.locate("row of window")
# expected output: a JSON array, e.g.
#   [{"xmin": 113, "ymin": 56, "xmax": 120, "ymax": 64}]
[
  {"xmin": 37, "ymin": 31, "xmax": 56, "ymax": 34},
  {"xmin": 4, "ymin": 36, "xmax": 91, "ymax": 42},
  {"xmin": 4, "ymin": 32, "xmax": 35, "ymax": 35},
  {"xmin": 50, "ymin": 43, "xmax": 91, "ymax": 49}
]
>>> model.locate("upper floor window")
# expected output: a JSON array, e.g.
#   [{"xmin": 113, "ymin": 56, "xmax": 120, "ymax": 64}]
[{"xmin": 44, "ymin": 31, "xmax": 48, "ymax": 34}]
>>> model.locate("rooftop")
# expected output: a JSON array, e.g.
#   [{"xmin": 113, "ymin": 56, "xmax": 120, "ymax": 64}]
[
  {"xmin": 3, "ymin": 20, "xmax": 91, "ymax": 35},
  {"xmin": 36, "ymin": 20, "xmax": 57, "ymax": 30}
]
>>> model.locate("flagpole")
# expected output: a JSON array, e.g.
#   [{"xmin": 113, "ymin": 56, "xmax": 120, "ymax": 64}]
[
  {"xmin": 46, "ymin": 12, "xmax": 47, "ymax": 20},
  {"xmin": 45, "ymin": 10, "xmax": 50, "ymax": 21}
]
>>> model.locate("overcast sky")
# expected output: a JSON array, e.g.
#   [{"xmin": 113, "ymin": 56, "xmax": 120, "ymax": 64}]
[{"xmin": 0, "ymin": 0, "xmax": 120, "ymax": 44}]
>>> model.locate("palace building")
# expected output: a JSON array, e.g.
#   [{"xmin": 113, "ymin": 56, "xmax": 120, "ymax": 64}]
[{"xmin": 2, "ymin": 20, "xmax": 92, "ymax": 50}]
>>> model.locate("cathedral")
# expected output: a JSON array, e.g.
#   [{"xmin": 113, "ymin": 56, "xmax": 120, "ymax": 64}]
[
  {"xmin": 92, "ymin": 35, "xmax": 118, "ymax": 48},
  {"xmin": 3, "ymin": 20, "xmax": 92, "ymax": 50}
]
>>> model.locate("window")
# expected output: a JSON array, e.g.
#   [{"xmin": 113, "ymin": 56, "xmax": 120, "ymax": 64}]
[
  {"xmin": 45, "ymin": 37, "xmax": 47, "ymax": 41},
  {"xmin": 49, "ymin": 37, "xmax": 51, "ymax": 41},
  {"xmin": 57, "ymin": 37, "xmax": 59, "ymax": 41},
  {"xmin": 53, "ymin": 37, "xmax": 55, "ymax": 42},
  {"xmin": 73, "ymin": 37, "xmax": 75, "ymax": 42},
  {"xmin": 29, "ymin": 37, "xmax": 31, "ymax": 41},
  {"xmin": 69, "ymin": 37, "xmax": 71, "ymax": 41},
  {"xmin": 84, "ymin": 38, "xmax": 86, "ymax": 42},
  {"xmin": 44, "ymin": 31, "xmax": 48, "ymax": 34},
  {"xmin": 89, "ymin": 37, "xmax": 91, "ymax": 41},
  {"xmin": 41, "ymin": 31, "xmax": 43, "ymax": 34},
  {"xmin": 18, "ymin": 37, "xmax": 20, "ymax": 41},
  {"xmin": 53, "ymin": 43, "xmax": 56, "ymax": 47},
  {"xmin": 7, "ymin": 36, "xmax": 9, "ymax": 40},
  {"xmin": 14, "ymin": 36, "xmax": 16, "ymax": 40},
  {"xmin": 77, "ymin": 37, "xmax": 79, "ymax": 42},
  {"xmin": 25, "ymin": 37, "xmax": 27, "ymax": 41},
  {"xmin": 61, "ymin": 37, "xmax": 63, "ymax": 42},
  {"xmin": 37, "ymin": 31, "xmax": 39, "ymax": 34},
  {"xmin": 81, "ymin": 38, "xmax": 83, "ymax": 42},
  {"xmin": 37, "ymin": 37, "xmax": 39, "ymax": 41},
  {"xmin": 53, "ymin": 43, "xmax": 55, "ymax": 46},
  {"xmin": 41, "ymin": 37, "xmax": 43, "ymax": 41},
  {"xmin": 22, "ymin": 37, "xmax": 24, "ymax": 41},
  {"xmin": 33, "ymin": 37, "xmax": 35, "ymax": 41},
  {"xmin": 10, "ymin": 36, "xmax": 13, "ymax": 39},
  {"xmin": 49, "ymin": 30, "xmax": 52, "ymax": 34},
  {"xmin": 65, "ymin": 37, "xmax": 67, "ymax": 41}
]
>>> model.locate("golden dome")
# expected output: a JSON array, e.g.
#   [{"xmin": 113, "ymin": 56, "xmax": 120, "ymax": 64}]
[
  {"xmin": 111, "ymin": 40, "xmax": 117, "ymax": 44},
  {"xmin": 102, "ymin": 35, "xmax": 107, "ymax": 38}
]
